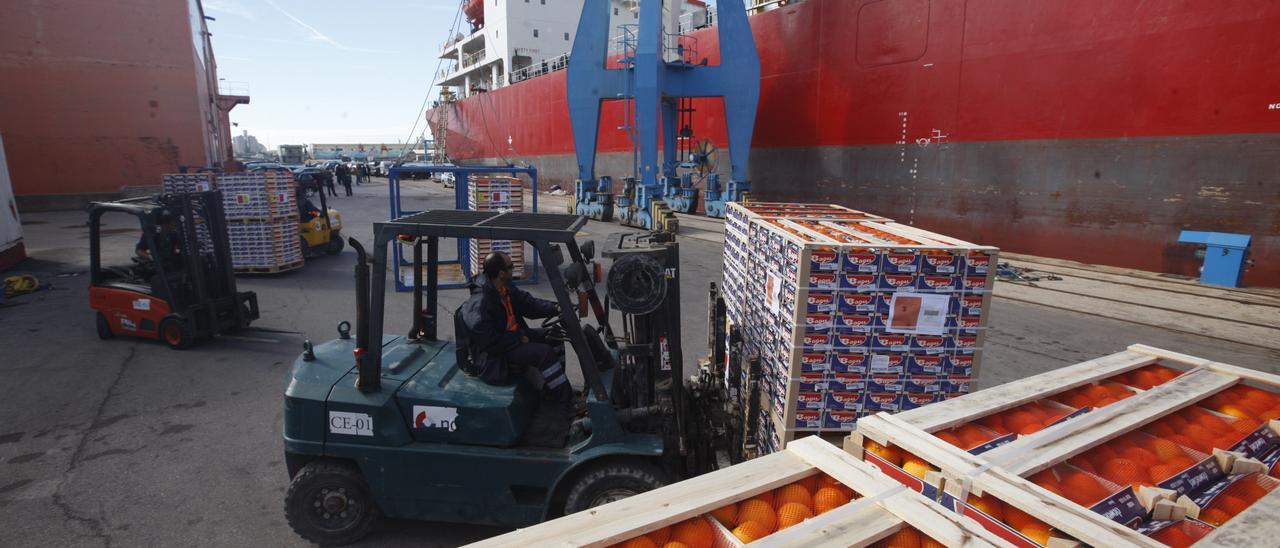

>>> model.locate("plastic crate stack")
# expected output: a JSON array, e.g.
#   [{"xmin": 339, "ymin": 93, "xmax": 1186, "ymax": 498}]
[
  {"xmin": 722, "ymin": 202, "xmax": 999, "ymax": 454},
  {"xmin": 467, "ymin": 176, "xmax": 527, "ymax": 278},
  {"xmin": 160, "ymin": 173, "xmax": 217, "ymax": 255},
  {"xmin": 218, "ymin": 172, "xmax": 302, "ymax": 272}
]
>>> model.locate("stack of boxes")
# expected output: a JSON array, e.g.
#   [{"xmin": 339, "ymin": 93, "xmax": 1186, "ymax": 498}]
[
  {"xmin": 468, "ymin": 176, "xmax": 527, "ymax": 278},
  {"xmin": 217, "ymin": 172, "xmax": 302, "ymax": 272},
  {"xmin": 722, "ymin": 202, "xmax": 998, "ymax": 454},
  {"xmin": 160, "ymin": 173, "xmax": 218, "ymax": 255}
]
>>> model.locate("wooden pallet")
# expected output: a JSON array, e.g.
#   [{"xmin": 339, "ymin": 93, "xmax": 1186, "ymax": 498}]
[
  {"xmin": 467, "ymin": 437, "xmax": 1015, "ymax": 548},
  {"xmin": 845, "ymin": 344, "xmax": 1280, "ymax": 547},
  {"xmin": 233, "ymin": 259, "xmax": 304, "ymax": 274}
]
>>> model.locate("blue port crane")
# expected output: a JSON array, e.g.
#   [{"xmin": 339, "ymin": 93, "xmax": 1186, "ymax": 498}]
[{"xmin": 567, "ymin": 0, "xmax": 759, "ymax": 229}]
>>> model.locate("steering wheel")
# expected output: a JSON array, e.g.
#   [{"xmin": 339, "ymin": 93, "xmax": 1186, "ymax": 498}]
[{"xmin": 541, "ymin": 313, "xmax": 567, "ymax": 342}]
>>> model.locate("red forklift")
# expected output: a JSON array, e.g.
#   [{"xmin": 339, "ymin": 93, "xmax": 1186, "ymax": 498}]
[{"xmin": 89, "ymin": 191, "xmax": 259, "ymax": 349}]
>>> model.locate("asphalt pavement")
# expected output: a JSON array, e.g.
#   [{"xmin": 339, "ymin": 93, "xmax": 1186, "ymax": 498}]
[{"xmin": 0, "ymin": 177, "xmax": 1275, "ymax": 547}]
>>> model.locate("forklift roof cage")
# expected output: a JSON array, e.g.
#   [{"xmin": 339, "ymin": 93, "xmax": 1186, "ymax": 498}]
[
  {"xmin": 386, "ymin": 163, "xmax": 540, "ymax": 290},
  {"xmin": 359, "ymin": 209, "xmax": 609, "ymax": 400}
]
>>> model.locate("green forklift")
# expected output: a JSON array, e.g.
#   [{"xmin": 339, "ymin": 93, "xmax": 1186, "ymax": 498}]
[{"xmin": 281, "ymin": 210, "xmax": 749, "ymax": 544}]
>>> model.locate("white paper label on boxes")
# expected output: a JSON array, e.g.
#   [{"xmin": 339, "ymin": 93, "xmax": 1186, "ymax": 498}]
[{"xmin": 886, "ymin": 292, "xmax": 949, "ymax": 335}]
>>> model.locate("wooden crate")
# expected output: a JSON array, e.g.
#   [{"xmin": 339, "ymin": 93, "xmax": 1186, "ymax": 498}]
[
  {"xmin": 844, "ymin": 344, "xmax": 1280, "ymax": 547},
  {"xmin": 467, "ymin": 437, "xmax": 1015, "ymax": 548}
]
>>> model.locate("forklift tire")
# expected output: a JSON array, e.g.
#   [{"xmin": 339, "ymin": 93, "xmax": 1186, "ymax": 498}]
[
  {"xmin": 285, "ymin": 461, "xmax": 380, "ymax": 546},
  {"xmin": 326, "ymin": 234, "xmax": 345, "ymax": 255},
  {"xmin": 562, "ymin": 460, "xmax": 667, "ymax": 515},
  {"xmin": 158, "ymin": 316, "xmax": 194, "ymax": 350},
  {"xmin": 96, "ymin": 312, "xmax": 114, "ymax": 340}
]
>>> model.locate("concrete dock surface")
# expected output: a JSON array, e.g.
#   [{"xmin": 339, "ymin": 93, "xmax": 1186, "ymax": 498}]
[{"xmin": 1, "ymin": 179, "xmax": 1276, "ymax": 546}]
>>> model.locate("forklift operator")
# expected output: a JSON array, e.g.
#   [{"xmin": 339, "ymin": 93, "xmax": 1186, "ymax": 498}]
[
  {"xmin": 458, "ymin": 252, "xmax": 573, "ymax": 405},
  {"xmin": 134, "ymin": 218, "xmax": 184, "ymax": 271}
]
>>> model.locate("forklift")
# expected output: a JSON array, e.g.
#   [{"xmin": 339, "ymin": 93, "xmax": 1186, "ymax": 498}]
[
  {"xmin": 281, "ymin": 210, "xmax": 747, "ymax": 545},
  {"xmin": 294, "ymin": 173, "xmax": 345, "ymax": 257},
  {"xmin": 89, "ymin": 191, "xmax": 259, "ymax": 349}
]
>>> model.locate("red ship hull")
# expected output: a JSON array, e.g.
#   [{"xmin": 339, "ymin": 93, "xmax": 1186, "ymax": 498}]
[{"xmin": 429, "ymin": 0, "xmax": 1280, "ymax": 287}]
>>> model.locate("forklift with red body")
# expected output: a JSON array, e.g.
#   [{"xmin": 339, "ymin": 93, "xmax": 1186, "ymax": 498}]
[{"xmin": 89, "ymin": 191, "xmax": 259, "ymax": 349}]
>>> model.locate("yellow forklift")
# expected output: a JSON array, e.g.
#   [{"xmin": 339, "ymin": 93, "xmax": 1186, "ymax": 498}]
[{"xmin": 294, "ymin": 171, "xmax": 344, "ymax": 257}]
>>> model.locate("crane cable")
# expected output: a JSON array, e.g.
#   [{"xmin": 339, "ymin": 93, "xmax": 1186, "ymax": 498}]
[{"xmin": 395, "ymin": 0, "xmax": 467, "ymax": 162}]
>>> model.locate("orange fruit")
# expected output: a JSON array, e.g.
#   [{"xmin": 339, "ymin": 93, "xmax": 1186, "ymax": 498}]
[
  {"xmin": 1233, "ymin": 481, "xmax": 1269, "ymax": 502},
  {"xmin": 620, "ymin": 537, "xmax": 657, "ymax": 548},
  {"xmin": 662, "ymin": 542, "xmax": 690, "ymax": 548},
  {"xmin": 1004, "ymin": 505, "xmax": 1045, "ymax": 531},
  {"xmin": 1197, "ymin": 413, "xmax": 1231, "ymax": 431},
  {"xmin": 1069, "ymin": 456, "xmax": 1097, "ymax": 474},
  {"xmin": 1148, "ymin": 464, "xmax": 1182, "ymax": 483},
  {"xmin": 1163, "ymin": 414, "xmax": 1190, "ymax": 430},
  {"xmin": 1059, "ymin": 391, "xmax": 1094, "ymax": 409},
  {"xmin": 1167, "ymin": 456, "xmax": 1196, "ymax": 470},
  {"xmin": 1121, "ymin": 446, "xmax": 1160, "ymax": 466},
  {"xmin": 1147, "ymin": 422, "xmax": 1176, "ymax": 438},
  {"xmin": 902, "ymin": 457, "xmax": 932, "ymax": 479},
  {"xmin": 1232, "ymin": 418, "xmax": 1262, "ymax": 434},
  {"xmin": 775, "ymin": 483, "xmax": 813, "ymax": 510},
  {"xmin": 1199, "ymin": 508, "xmax": 1230, "ymax": 526},
  {"xmin": 1101, "ymin": 457, "xmax": 1150, "ymax": 487},
  {"xmin": 1087, "ymin": 445, "xmax": 1120, "ymax": 467},
  {"xmin": 1129, "ymin": 370, "xmax": 1160, "ymax": 389},
  {"xmin": 1016, "ymin": 421, "xmax": 1044, "ymax": 435},
  {"xmin": 1166, "ymin": 434, "xmax": 1199, "ymax": 452},
  {"xmin": 865, "ymin": 440, "xmax": 902, "ymax": 466},
  {"xmin": 1021, "ymin": 525, "xmax": 1053, "ymax": 546},
  {"xmin": 737, "ymin": 499, "xmax": 776, "ymax": 532},
  {"xmin": 731, "ymin": 521, "xmax": 771, "ymax": 543},
  {"xmin": 814, "ymin": 486, "xmax": 851, "ymax": 514},
  {"xmin": 877, "ymin": 527, "xmax": 923, "ymax": 548},
  {"xmin": 671, "ymin": 518, "xmax": 713, "ymax": 548},
  {"xmin": 817, "ymin": 473, "xmax": 842, "ymax": 490},
  {"xmin": 1236, "ymin": 398, "xmax": 1271, "ymax": 416},
  {"xmin": 776, "ymin": 502, "xmax": 813, "ymax": 530},
  {"xmin": 968, "ymin": 493, "xmax": 1005, "ymax": 521},
  {"xmin": 646, "ymin": 526, "xmax": 671, "ymax": 544},
  {"xmin": 1182, "ymin": 424, "xmax": 1213, "ymax": 446},
  {"xmin": 1102, "ymin": 382, "xmax": 1132, "ymax": 398},
  {"xmin": 980, "ymin": 414, "xmax": 1008, "ymax": 434},
  {"xmin": 1084, "ymin": 385, "xmax": 1112, "ymax": 402},
  {"xmin": 921, "ymin": 535, "xmax": 946, "ymax": 548},
  {"xmin": 751, "ymin": 490, "xmax": 774, "ymax": 507},
  {"xmin": 798, "ymin": 474, "xmax": 821, "ymax": 494},
  {"xmin": 1220, "ymin": 405, "xmax": 1254, "ymax": 420},
  {"xmin": 1004, "ymin": 411, "xmax": 1039, "ymax": 434},
  {"xmin": 1146, "ymin": 437, "xmax": 1182, "ymax": 460},
  {"xmin": 956, "ymin": 424, "xmax": 992, "ymax": 447},
  {"xmin": 710, "ymin": 503, "xmax": 737, "ymax": 527},
  {"xmin": 1061, "ymin": 470, "xmax": 1108, "ymax": 506},
  {"xmin": 1151, "ymin": 525, "xmax": 1197, "ymax": 548},
  {"xmin": 1214, "ymin": 494, "xmax": 1251, "ymax": 517},
  {"xmin": 936, "ymin": 430, "xmax": 965, "ymax": 447},
  {"xmin": 1259, "ymin": 408, "xmax": 1280, "ymax": 421}
]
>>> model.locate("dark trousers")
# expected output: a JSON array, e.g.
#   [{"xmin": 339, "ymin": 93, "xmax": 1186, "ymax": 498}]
[
  {"xmin": 341, "ymin": 178, "xmax": 353, "ymax": 196},
  {"xmin": 506, "ymin": 329, "xmax": 572, "ymax": 403},
  {"xmin": 325, "ymin": 181, "xmax": 337, "ymax": 197}
]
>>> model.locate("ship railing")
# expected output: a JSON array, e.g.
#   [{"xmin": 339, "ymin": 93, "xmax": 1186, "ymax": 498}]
[
  {"xmin": 217, "ymin": 80, "xmax": 250, "ymax": 97},
  {"xmin": 509, "ymin": 52, "xmax": 571, "ymax": 84},
  {"xmin": 460, "ymin": 49, "xmax": 485, "ymax": 68},
  {"xmin": 677, "ymin": 7, "xmax": 716, "ymax": 33},
  {"xmin": 666, "ymin": 33, "xmax": 699, "ymax": 64}
]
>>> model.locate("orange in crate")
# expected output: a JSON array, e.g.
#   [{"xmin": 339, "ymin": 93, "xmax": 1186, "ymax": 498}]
[
  {"xmin": 1004, "ymin": 410, "xmax": 1039, "ymax": 434},
  {"xmin": 670, "ymin": 518, "xmax": 713, "ymax": 548},
  {"xmin": 1232, "ymin": 418, "xmax": 1262, "ymax": 435},
  {"xmin": 662, "ymin": 542, "xmax": 690, "ymax": 548},
  {"xmin": 875, "ymin": 527, "xmax": 922, "ymax": 548},
  {"xmin": 1003, "ymin": 505, "xmax": 1046, "ymax": 531},
  {"xmin": 1166, "ymin": 456, "xmax": 1196, "ymax": 471},
  {"xmin": 1102, "ymin": 382, "xmax": 1133, "ymax": 399},
  {"xmin": 817, "ymin": 473, "xmax": 842, "ymax": 489},
  {"xmin": 1068, "ymin": 456, "xmax": 1098, "ymax": 474},
  {"xmin": 709, "ymin": 503, "xmax": 737, "ymax": 527},
  {"xmin": 737, "ymin": 499, "xmax": 776, "ymax": 532},
  {"xmin": 902, "ymin": 456, "xmax": 933, "ymax": 479},
  {"xmin": 967, "ymin": 493, "xmax": 1005, "ymax": 521},
  {"xmin": 618, "ymin": 537, "xmax": 657, "ymax": 548},
  {"xmin": 865, "ymin": 440, "xmax": 903, "ymax": 466},
  {"xmin": 1020, "ymin": 525, "xmax": 1053, "ymax": 546},
  {"xmin": 647, "ymin": 526, "xmax": 671, "ymax": 544},
  {"xmin": 979, "ymin": 414, "xmax": 1009, "ymax": 435},
  {"xmin": 1086, "ymin": 444, "xmax": 1120, "ymax": 468},
  {"xmin": 1219, "ymin": 404, "xmax": 1253, "ymax": 420},
  {"xmin": 956, "ymin": 424, "xmax": 994, "ymax": 447},
  {"xmin": 1212, "ymin": 494, "xmax": 1251, "ymax": 518},
  {"xmin": 1120, "ymin": 446, "xmax": 1160, "ymax": 466},
  {"xmin": 814, "ymin": 486, "xmax": 851, "ymax": 514},
  {"xmin": 798, "ymin": 474, "xmax": 821, "ymax": 494},
  {"xmin": 1151, "ymin": 524, "xmax": 1199, "ymax": 548},
  {"xmin": 776, "ymin": 502, "xmax": 813, "ymax": 530},
  {"xmin": 1146, "ymin": 438, "xmax": 1184, "ymax": 461},
  {"xmin": 1101, "ymin": 457, "xmax": 1150, "ymax": 487},
  {"xmin": 1083, "ymin": 384, "xmax": 1112, "ymax": 402},
  {"xmin": 1166, "ymin": 434, "xmax": 1201, "ymax": 452},
  {"xmin": 1061, "ymin": 470, "xmax": 1110, "ymax": 506},
  {"xmin": 1148, "ymin": 463, "xmax": 1183, "ymax": 483},
  {"xmin": 1195, "ymin": 412, "xmax": 1231, "ymax": 431},
  {"xmin": 921, "ymin": 535, "xmax": 945, "ymax": 548},
  {"xmin": 935, "ymin": 430, "xmax": 965, "ymax": 447},
  {"xmin": 1147, "ymin": 421, "xmax": 1176, "ymax": 438},
  {"xmin": 1199, "ymin": 508, "xmax": 1230, "ymax": 526},
  {"xmin": 731, "ymin": 521, "xmax": 770, "ymax": 543},
  {"xmin": 774, "ymin": 483, "xmax": 813, "ymax": 510}
]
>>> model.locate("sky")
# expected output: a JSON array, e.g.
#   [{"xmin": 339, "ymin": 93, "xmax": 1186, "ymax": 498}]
[{"xmin": 204, "ymin": 0, "xmax": 464, "ymax": 148}]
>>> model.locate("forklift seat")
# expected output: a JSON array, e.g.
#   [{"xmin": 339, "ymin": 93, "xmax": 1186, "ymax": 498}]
[{"xmin": 395, "ymin": 343, "xmax": 540, "ymax": 447}]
